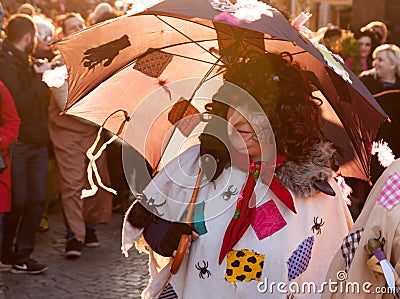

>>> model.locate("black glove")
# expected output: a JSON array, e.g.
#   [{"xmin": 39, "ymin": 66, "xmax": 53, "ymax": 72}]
[{"xmin": 143, "ymin": 218, "xmax": 194, "ymax": 257}]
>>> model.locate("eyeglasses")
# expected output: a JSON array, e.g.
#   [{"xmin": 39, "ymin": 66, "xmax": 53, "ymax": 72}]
[{"xmin": 37, "ymin": 34, "xmax": 52, "ymax": 43}]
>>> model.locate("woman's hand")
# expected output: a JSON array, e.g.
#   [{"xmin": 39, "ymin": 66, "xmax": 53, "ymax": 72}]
[{"xmin": 172, "ymin": 231, "xmax": 200, "ymax": 257}]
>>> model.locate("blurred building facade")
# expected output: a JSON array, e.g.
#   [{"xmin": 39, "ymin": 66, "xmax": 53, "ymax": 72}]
[
  {"xmin": 270, "ymin": 0, "xmax": 352, "ymax": 30},
  {"xmin": 352, "ymin": 0, "xmax": 400, "ymax": 45}
]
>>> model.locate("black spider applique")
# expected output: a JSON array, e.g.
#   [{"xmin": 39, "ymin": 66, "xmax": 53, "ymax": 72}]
[
  {"xmin": 311, "ymin": 217, "xmax": 325, "ymax": 235},
  {"xmin": 145, "ymin": 196, "xmax": 166, "ymax": 217},
  {"xmin": 195, "ymin": 260, "xmax": 211, "ymax": 279},
  {"xmin": 221, "ymin": 185, "xmax": 238, "ymax": 201},
  {"xmin": 136, "ymin": 193, "xmax": 166, "ymax": 217}
]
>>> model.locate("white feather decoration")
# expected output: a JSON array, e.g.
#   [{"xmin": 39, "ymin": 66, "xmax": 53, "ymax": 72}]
[{"xmin": 371, "ymin": 140, "xmax": 396, "ymax": 168}]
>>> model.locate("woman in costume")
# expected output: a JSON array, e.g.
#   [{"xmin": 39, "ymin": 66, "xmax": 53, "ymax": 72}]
[
  {"xmin": 323, "ymin": 159, "xmax": 400, "ymax": 299},
  {"xmin": 122, "ymin": 52, "xmax": 353, "ymax": 299}
]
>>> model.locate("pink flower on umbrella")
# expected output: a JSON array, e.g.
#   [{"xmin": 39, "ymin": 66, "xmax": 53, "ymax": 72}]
[
  {"xmin": 214, "ymin": 12, "xmax": 241, "ymax": 25},
  {"xmin": 213, "ymin": 0, "xmax": 274, "ymax": 24}
]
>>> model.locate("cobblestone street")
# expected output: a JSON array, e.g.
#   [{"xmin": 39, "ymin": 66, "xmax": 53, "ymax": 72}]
[{"xmin": 0, "ymin": 205, "xmax": 149, "ymax": 299}]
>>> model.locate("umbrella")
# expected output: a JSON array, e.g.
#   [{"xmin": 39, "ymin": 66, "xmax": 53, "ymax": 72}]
[{"xmin": 53, "ymin": 0, "xmax": 388, "ymax": 180}]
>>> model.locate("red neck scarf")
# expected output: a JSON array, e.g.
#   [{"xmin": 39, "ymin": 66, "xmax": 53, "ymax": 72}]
[{"xmin": 218, "ymin": 153, "xmax": 296, "ymax": 264}]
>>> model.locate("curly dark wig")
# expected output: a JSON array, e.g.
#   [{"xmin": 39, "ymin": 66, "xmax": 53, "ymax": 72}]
[{"xmin": 199, "ymin": 52, "xmax": 323, "ymax": 180}]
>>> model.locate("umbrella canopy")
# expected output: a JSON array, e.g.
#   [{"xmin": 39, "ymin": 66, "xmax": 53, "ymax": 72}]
[{"xmin": 54, "ymin": 0, "xmax": 388, "ymax": 180}]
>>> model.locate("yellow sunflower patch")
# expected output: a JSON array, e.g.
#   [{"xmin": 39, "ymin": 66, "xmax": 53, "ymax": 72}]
[{"xmin": 225, "ymin": 249, "xmax": 265, "ymax": 282}]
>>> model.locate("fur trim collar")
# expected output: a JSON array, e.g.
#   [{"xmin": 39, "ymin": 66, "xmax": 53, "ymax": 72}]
[{"xmin": 275, "ymin": 141, "xmax": 335, "ymax": 197}]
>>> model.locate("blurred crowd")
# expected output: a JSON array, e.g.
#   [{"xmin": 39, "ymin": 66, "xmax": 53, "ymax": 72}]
[
  {"xmin": 1, "ymin": 0, "xmax": 119, "ymax": 20},
  {"xmin": 0, "ymin": 1, "xmax": 131, "ymax": 275},
  {"xmin": 0, "ymin": 0, "xmax": 398, "ymax": 277}
]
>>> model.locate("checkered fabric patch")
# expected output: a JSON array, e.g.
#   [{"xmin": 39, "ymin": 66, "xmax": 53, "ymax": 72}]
[
  {"xmin": 158, "ymin": 283, "xmax": 178, "ymax": 299},
  {"xmin": 168, "ymin": 98, "xmax": 201, "ymax": 137},
  {"xmin": 377, "ymin": 172, "xmax": 400, "ymax": 211},
  {"xmin": 133, "ymin": 49, "xmax": 173, "ymax": 78},
  {"xmin": 341, "ymin": 228, "xmax": 364, "ymax": 272}
]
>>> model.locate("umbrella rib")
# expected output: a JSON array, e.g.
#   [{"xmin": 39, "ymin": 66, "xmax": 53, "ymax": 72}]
[
  {"xmin": 155, "ymin": 15, "xmax": 221, "ymax": 61},
  {"xmin": 208, "ymin": 68, "xmax": 226, "ymax": 80},
  {"xmin": 108, "ymin": 42, "xmax": 225, "ymax": 75},
  {"xmin": 219, "ymin": 25, "xmax": 246, "ymax": 64},
  {"xmin": 146, "ymin": 11, "xmax": 218, "ymax": 32},
  {"xmin": 157, "ymin": 38, "xmax": 219, "ymax": 48},
  {"xmin": 156, "ymin": 49, "xmax": 225, "ymax": 67},
  {"xmin": 154, "ymin": 37, "xmax": 268, "ymax": 55},
  {"xmin": 156, "ymin": 39, "xmax": 307, "ymax": 63},
  {"xmin": 79, "ymin": 43, "xmax": 224, "ymax": 98}
]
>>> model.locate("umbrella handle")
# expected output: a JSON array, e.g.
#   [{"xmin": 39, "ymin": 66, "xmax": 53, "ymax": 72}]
[
  {"xmin": 170, "ymin": 163, "xmax": 205, "ymax": 274},
  {"xmin": 170, "ymin": 234, "xmax": 190, "ymax": 274}
]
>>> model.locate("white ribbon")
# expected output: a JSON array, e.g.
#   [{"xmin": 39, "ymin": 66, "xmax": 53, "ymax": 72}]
[{"xmin": 81, "ymin": 126, "xmax": 118, "ymax": 199}]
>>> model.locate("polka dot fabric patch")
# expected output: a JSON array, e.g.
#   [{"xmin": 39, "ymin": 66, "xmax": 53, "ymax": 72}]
[
  {"xmin": 251, "ymin": 200, "xmax": 287, "ymax": 240},
  {"xmin": 287, "ymin": 236, "xmax": 314, "ymax": 281},
  {"xmin": 225, "ymin": 249, "xmax": 265, "ymax": 282}
]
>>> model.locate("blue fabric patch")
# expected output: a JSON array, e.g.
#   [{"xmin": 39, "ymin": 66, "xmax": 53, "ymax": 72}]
[
  {"xmin": 193, "ymin": 201, "xmax": 207, "ymax": 235},
  {"xmin": 179, "ymin": 201, "xmax": 207, "ymax": 235}
]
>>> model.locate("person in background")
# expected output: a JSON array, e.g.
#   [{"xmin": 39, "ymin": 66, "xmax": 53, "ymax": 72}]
[
  {"xmin": 0, "ymin": 81, "xmax": 20, "ymax": 262},
  {"xmin": 31, "ymin": 14, "xmax": 58, "ymax": 233},
  {"xmin": 0, "ymin": 13, "xmax": 50, "ymax": 274},
  {"xmin": 0, "ymin": 2, "xmax": 5, "ymax": 31},
  {"xmin": 360, "ymin": 44, "xmax": 400, "ymax": 183},
  {"xmin": 355, "ymin": 29, "xmax": 380, "ymax": 71},
  {"xmin": 0, "ymin": 2, "xmax": 5, "ymax": 46},
  {"xmin": 321, "ymin": 25, "xmax": 343, "ymax": 54},
  {"xmin": 16, "ymin": 3, "xmax": 35, "ymax": 16},
  {"xmin": 86, "ymin": 2, "xmax": 120, "ymax": 27},
  {"xmin": 361, "ymin": 21, "xmax": 388, "ymax": 45},
  {"xmin": 47, "ymin": 12, "xmax": 113, "ymax": 259},
  {"xmin": 344, "ymin": 29, "xmax": 380, "ymax": 75},
  {"xmin": 32, "ymin": 15, "xmax": 56, "ymax": 62}
]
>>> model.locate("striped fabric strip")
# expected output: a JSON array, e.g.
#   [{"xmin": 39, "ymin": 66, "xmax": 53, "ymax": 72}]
[{"xmin": 158, "ymin": 283, "xmax": 178, "ymax": 299}]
